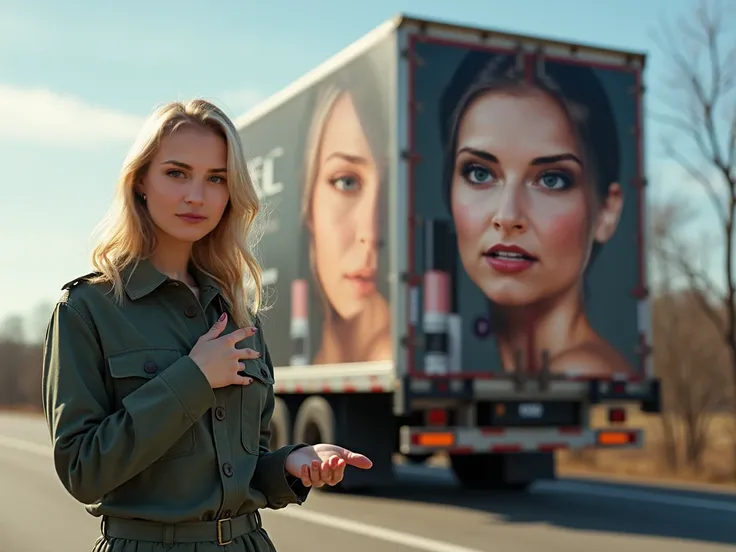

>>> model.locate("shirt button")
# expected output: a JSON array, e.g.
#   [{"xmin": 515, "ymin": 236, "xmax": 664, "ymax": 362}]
[
  {"xmin": 184, "ymin": 305, "xmax": 198, "ymax": 318},
  {"xmin": 222, "ymin": 463, "xmax": 233, "ymax": 477},
  {"xmin": 144, "ymin": 361, "xmax": 157, "ymax": 374},
  {"xmin": 215, "ymin": 406, "xmax": 226, "ymax": 421}
]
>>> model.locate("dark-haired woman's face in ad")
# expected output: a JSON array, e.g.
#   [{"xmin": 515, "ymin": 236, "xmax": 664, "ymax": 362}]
[{"xmin": 451, "ymin": 89, "xmax": 595, "ymax": 307}]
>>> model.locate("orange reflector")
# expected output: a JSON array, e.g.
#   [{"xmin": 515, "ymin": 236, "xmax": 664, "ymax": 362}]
[
  {"xmin": 598, "ymin": 431, "xmax": 632, "ymax": 446},
  {"xmin": 417, "ymin": 432, "xmax": 455, "ymax": 447}
]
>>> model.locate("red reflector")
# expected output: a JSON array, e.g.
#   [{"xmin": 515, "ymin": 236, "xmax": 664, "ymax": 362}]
[
  {"xmin": 427, "ymin": 409, "xmax": 447, "ymax": 426},
  {"xmin": 608, "ymin": 408, "xmax": 626, "ymax": 423}
]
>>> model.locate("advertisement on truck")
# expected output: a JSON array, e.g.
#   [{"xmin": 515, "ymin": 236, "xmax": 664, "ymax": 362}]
[
  {"xmin": 408, "ymin": 38, "xmax": 643, "ymax": 379},
  {"xmin": 235, "ymin": 17, "xmax": 658, "ymax": 490},
  {"xmin": 239, "ymin": 36, "xmax": 394, "ymax": 369}
]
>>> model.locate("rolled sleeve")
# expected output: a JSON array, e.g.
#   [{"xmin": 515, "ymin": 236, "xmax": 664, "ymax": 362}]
[{"xmin": 253, "ymin": 444, "xmax": 311, "ymax": 508}]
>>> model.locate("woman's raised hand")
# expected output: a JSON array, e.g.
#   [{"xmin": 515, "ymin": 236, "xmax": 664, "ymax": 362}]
[{"xmin": 188, "ymin": 313, "xmax": 260, "ymax": 389}]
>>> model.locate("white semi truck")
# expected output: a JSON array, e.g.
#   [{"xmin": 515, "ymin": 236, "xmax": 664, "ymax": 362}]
[{"xmin": 235, "ymin": 14, "xmax": 660, "ymax": 490}]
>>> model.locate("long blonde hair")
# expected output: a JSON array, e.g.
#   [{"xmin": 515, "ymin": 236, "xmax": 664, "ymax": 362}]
[{"xmin": 90, "ymin": 99, "xmax": 262, "ymax": 327}]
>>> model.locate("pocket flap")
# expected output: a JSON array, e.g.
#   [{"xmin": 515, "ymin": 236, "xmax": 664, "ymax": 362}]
[
  {"xmin": 238, "ymin": 359, "xmax": 274, "ymax": 386},
  {"xmin": 108, "ymin": 348, "xmax": 182, "ymax": 379}
]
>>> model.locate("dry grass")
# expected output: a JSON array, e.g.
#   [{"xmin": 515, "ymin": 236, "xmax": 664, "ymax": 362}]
[{"xmin": 556, "ymin": 406, "xmax": 736, "ymax": 488}]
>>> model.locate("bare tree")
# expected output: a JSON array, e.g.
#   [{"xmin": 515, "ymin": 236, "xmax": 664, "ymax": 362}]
[
  {"xmin": 0, "ymin": 314, "xmax": 26, "ymax": 344},
  {"xmin": 27, "ymin": 300, "xmax": 53, "ymax": 345},
  {"xmin": 653, "ymin": 0, "xmax": 736, "ymax": 469},
  {"xmin": 650, "ymin": 200, "xmax": 730, "ymax": 471}
]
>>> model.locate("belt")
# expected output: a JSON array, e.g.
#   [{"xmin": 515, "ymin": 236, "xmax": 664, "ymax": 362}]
[{"xmin": 102, "ymin": 511, "xmax": 262, "ymax": 546}]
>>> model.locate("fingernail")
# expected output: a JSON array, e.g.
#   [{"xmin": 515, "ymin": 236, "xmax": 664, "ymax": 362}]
[
  {"xmin": 219, "ymin": 313, "xmax": 226, "ymax": 322},
  {"xmin": 251, "ymin": 326, "xmax": 258, "ymax": 332},
  {"xmin": 248, "ymin": 378, "xmax": 253, "ymax": 384}
]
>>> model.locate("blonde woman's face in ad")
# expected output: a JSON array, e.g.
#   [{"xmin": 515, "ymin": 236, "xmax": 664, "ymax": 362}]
[
  {"xmin": 311, "ymin": 93, "xmax": 381, "ymax": 320},
  {"xmin": 451, "ymin": 90, "xmax": 594, "ymax": 307}
]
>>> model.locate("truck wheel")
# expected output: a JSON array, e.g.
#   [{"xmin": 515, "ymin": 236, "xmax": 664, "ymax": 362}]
[
  {"xmin": 292, "ymin": 397, "xmax": 343, "ymax": 492},
  {"xmin": 269, "ymin": 397, "xmax": 291, "ymax": 452},
  {"xmin": 449, "ymin": 453, "xmax": 531, "ymax": 491}
]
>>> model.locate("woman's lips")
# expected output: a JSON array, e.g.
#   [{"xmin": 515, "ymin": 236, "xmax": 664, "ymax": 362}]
[
  {"xmin": 345, "ymin": 269, "xmax": 376, "ymax": 295},
  {"xmin": 483, "ymin": 243, "xmax": 537, "ymax": 274}
]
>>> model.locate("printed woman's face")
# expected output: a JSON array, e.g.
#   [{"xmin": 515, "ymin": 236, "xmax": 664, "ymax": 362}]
[
  {"xmin": 311, "ymin": 93, "xmax": 382, "ymax": 320},
  {"xmin": 451, "ymin": 90, "xmax": 607, "ymax": 307}
]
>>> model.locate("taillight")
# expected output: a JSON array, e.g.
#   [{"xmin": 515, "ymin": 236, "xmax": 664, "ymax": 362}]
[{"xmin": 608, "ymin": 407, "xmax": 626, "ymax": 423}]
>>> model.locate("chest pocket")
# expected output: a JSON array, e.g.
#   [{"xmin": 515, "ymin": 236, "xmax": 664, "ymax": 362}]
[
  {"xmin": 107, "ymin": 348, "xmax": 196, "ymax": 462},
  {"xmin": 239, "ymin": 358, "xmax": 274, "ymax": 455}
]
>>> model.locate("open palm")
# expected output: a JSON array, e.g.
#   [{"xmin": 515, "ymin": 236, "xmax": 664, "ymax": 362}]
[{"xmin": 285, "ymin": 444, "xmax": 373, "ymax": 488}]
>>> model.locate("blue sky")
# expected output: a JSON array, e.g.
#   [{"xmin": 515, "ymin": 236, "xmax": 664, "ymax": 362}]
[{"xmin": 0, "ymin": 0, "xmax": 719, "ymax": 339}]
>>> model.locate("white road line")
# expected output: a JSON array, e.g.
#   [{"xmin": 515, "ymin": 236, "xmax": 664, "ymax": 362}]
[
  {"xmin": 0, "ymin": 435, "xmax": 482, "ymax": 552},
  {"xmin": 273, "ymin": 507, "xmax": 484, "ymax": 552},
  {"xmin": 0, "ymin": 435, "xmax": 52, "ymax": 457}
]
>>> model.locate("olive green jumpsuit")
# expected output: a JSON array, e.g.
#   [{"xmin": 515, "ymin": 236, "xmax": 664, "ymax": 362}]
[{"xmin": 41, "ymin": 259, "xmax": 311, "ymax": 551}]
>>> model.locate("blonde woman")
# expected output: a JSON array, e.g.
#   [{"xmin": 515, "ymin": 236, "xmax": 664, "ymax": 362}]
[
  {"xmin": 300, "ymin": 55, "xmax": 392, "ymax": 364},
  {"xmin": 41, "ymin": 99, "xmax": 372, "ymax": 551}
]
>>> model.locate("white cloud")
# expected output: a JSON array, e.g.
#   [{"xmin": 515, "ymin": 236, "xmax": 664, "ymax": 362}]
[{"xmin": 0, "ymin": 84, "xmax": 145, "ymax": 147}]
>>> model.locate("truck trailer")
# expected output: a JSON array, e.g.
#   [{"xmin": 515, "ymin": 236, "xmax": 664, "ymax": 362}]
[{"xmin": 235, "ymin": 14, "xmax": 660, "ymax": 491}]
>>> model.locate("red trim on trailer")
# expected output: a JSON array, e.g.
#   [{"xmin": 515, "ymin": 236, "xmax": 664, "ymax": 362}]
[
  {"xmin": 559, "ymin": 426, "xmax": 583, "ymax": 435},
  {"xmin": 481, "ymin": 427, "xmax": 506, "ymax": 436}
]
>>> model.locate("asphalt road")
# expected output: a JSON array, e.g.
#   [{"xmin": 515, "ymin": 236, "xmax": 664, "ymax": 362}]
[{"xmin": 0, "ymin": 412, "xmax": 734, "ymax": 552}]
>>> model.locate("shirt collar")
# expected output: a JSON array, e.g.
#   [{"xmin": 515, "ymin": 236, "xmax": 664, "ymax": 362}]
[{"xmin": 122, "ymin": 258, "xmax": 230, "ymax": 312}]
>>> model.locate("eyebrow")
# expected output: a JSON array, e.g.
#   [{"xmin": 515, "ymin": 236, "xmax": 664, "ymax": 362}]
[
  {"xmin": 456, "ymin": 147, "xmax": 583, "ymax": 167},
  {"xmin": 324, "ymin": 152, "xmax": 368, "ymax": 164},
  {"xmin": 161, "ymin": 160, "xmax": 227, "ymax": 173}
]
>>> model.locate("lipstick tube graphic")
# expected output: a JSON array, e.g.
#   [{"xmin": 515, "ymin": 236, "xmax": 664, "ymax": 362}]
[
  {"xmin": 289, "ymin": 279, "xmax": 310, "ymax": 366},
  {"xmin": 423, "ymin": 219, "xmax": 462, "ymax": 375},
  {"xmin": 423, "ymin": 270, "xmax": 450, "ymax": 375}
]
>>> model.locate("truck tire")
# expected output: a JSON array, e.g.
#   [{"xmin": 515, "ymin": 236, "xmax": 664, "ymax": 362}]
[
  {"xmin": 292, "ymin": 397, "xmax": 343, "ymax": 492},
  {"xmin": 449, "ymin": 453, "xmax": 532, "ymax": 491},
  {"xmin": 269, "ymin": 397, "xmax": 291, "ymax": 452}
]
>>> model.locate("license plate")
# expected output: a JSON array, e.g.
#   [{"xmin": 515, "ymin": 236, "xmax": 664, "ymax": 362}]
[{"xmin": 518, "ymin": 402, "xmax": 544, "ymax": 419}]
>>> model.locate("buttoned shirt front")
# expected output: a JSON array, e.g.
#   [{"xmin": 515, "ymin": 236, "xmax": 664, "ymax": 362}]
[{"xmin": 42, "ymin": 258, "xmax": 309, "ymax": 524}]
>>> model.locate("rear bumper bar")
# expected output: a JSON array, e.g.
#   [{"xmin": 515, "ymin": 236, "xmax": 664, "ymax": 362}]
[{"xmin": 399, "ymin": 426, "xmax": 644, "ymax": 455}]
